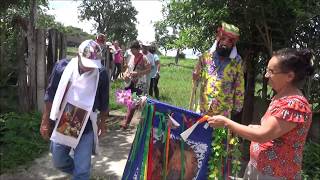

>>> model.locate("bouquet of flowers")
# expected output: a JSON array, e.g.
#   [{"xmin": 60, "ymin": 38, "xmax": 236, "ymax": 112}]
[{"xmin": 115, "ymin": 89, "xmax": 146, "ymax": 109}]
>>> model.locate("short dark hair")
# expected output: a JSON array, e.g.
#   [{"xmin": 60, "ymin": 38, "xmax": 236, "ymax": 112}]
[
  {"xmin": 149, "ymin": 45, "xmax": 157, "ymax": 54},
  {"xmin": 129, "ymin": 40, "xmax": 141, "ymax": 49},
  {"xmin": 273, "ymin": 48, "xmax": 314, "ymax": 85}
]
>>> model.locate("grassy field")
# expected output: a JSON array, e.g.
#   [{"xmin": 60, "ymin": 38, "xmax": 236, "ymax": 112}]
[{"xmin": 109, "ymin": 56, "xmax": 196, "ymax": 111}]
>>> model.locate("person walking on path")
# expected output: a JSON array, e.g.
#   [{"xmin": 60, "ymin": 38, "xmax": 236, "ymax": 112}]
[
  {"xmin": 120, "ymin": 40, "xmax": 151, "ymax": 130},
  {"xmin": 40, "ymin": 39, "xmax": 109, "ymax": 180}
]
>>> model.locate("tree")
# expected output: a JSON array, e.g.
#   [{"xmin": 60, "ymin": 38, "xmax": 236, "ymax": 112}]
[
  {"xmin": 158, "ymin": 0, "xmax": 319, "ymax": 120},
  {"xmin": 154, "ymin": 21, "xmax": 175, "ymax": 55},
  {"xmin": 78, "ymin": 0, "xmax": 138, "ymax": 45}
]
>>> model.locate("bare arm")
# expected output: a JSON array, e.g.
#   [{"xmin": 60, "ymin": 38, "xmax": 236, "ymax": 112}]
[
  {"xmin": 98, "ymin": 110, "xmax": 108, "ymax": 138},
  {"xmin": 40, "ymin": 102, "xmax": 54, "ymax": 140},
  {"xmin": 155, "ymin": 60, "xmax": 160, "ymax": 73},
  {"xmin": 208, "ymin": 115, "xmax": 297, "ymax": 143}
]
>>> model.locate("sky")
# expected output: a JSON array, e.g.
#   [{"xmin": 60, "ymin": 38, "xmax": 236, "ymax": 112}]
[{"xmin": 47, "ymin": 0, "xmax": 163, "ymax": 42}]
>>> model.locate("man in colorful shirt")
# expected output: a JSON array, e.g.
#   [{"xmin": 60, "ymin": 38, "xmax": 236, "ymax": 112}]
[
  {"xmin": 192, "ymin": 22, "xmax": 245, "ymax": 178},
  {"xmin": 193, "ymin": 22, "xmax": 244, "ymax": 119}
]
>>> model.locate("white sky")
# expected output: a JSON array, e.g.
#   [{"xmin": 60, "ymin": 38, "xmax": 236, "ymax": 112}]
[{"xmin": 47, "ymin": 0, "xmax": 163, "ymax": 42}]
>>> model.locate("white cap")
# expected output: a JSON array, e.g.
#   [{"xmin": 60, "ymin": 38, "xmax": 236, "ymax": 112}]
[
  {"xmin": 78, "ymin": 40, "xmax": 102, "ymax": 68},
  {"xmin": 105, "ymin": 41, "xmax": 112, "ymax": 46},
  {"xmin": 141, "ymin": 41, "xmax": 151, "ymax": 46}
]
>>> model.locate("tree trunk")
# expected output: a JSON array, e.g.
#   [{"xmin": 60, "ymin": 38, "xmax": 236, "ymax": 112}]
[
  {"xmin": 241, "ymin": 51, "xmax": 255, "ymax": 125},
  {"xmin": 26, "ymin": 0, "xmax": 37, "ymax": 111},
  {"xmin": 47, "ymin": 29, "xmax": 58, "ymax": 78},
  {"xmin": 60, "ymin": 32, "xmax": 67, "ymax": 59},
  {"xmin": 56, "ymin": 31, "xmax": 61, "ymax": 59},
  {"xmin": 36, "ymin": 29, "xmax": 46, "ymax": 112},
  {"xmin": 16, "ymin": 28, "xmax": 29, "ymax": 112}
]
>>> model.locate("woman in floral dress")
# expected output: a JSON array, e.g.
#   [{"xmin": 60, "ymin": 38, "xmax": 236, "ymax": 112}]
[{"xmin": 208, "ymin": 48, "xmax": 314, "ymax": 179}]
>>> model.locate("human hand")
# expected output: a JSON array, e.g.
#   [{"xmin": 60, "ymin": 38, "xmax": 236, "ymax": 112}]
[
  {"xmin": 98, "ymin": 120, "xmax": 106, "ymax": 138},
  {"xmin": 155, "ymin": 72, "xmax": 160, "ymax": 79},
  {"xmin": 40, "ymin": 115, "xmax": 54, "ymax": 141},
  {"xmin": 130, "ymin": 71, "xmax": 139, "ymax": 78},
  {"xmin": 192, "ymin": 71, "xmax": 200, "ymax": 81},
  {"xmin": 207, "ymin": 115, "xmax": 229, "ymax": 128}
]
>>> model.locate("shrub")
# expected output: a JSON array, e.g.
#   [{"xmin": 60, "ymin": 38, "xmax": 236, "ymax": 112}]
[
  {"xmin": 302, "ymin": 141, "xmax": 320, "ymax": 179},
  {"xmin": 0, "ymin": 112, "xmax": 48, "ymax": 173}
]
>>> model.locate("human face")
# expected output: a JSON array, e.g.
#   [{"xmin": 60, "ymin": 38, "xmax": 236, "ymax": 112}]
[
  {"xmin": 78, "ymin": 55, "xmax": 94, "ymax": 72},
  {"xmin": 130, "ymin": 48, "xmax": 139, "ymax": 56},
  {"xmin": 217, "ymin": 35, "xmax": 235, "ymax": 48},
  {"xmin": 265, "ymin": 56, "xmax": 294, "ymax": 92},
  {"xmin": 142, "ymin": 45, "xmax": 149, "ymax": 54}
]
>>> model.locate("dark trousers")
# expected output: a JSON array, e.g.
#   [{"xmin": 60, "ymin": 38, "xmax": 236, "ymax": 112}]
[
  {"xmin": 112, "ymin": 63, "xmax": 122, "ymax": 80},
  {"xmin": 149, "ymin": 75, "xmax": 160, "ymax": 99}
]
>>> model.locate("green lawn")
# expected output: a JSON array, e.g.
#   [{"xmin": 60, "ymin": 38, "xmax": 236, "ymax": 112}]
[{"xmin": 109, "ymin": 56, "xmax": 196, "ymax": 111}]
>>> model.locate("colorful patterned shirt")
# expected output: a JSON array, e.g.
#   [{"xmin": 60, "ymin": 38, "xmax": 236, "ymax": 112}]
[
  {"xmin": 250, "ymin": 95, "xmax": 312, "ymax": 179},
  {"xmin": 198, "ymin": 52, "xmax": 245, "ymax": 118}
]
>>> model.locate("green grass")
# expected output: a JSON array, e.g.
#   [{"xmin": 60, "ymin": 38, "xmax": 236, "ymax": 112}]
[{"xmin": 109, "ymin": 56, "xmax": 196, "ymax": 111}]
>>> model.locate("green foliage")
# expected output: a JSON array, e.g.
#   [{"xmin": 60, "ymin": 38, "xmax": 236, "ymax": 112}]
[
  {"xmin": 157, "ymin": 0, "xmax": 229, "ymax": 52},
  {"xmin": 0, "ymin": 112, "xmax": 47, "ymax": 173},
  {"xmin": 78, "ymin": 0, "xmax": 138, "ymax": 45},
  {"xmin": 302, "ymin": 141, "xmax": 320, "ymax": 179},
  {"xmin": 154, "ymin": 21, "xmax": 176, "ymax": 52},
  {"xmin": 36, "ymin": 12, "xmax": 63, "ymax": 30},
  {"xmin": 158, "ymin": 0, "xmax": 320, "ymax": 112}
]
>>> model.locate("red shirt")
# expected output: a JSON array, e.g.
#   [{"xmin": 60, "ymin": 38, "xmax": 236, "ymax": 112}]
[{"xmin": 250, "ymin": 95, "xmax": 312, "ymax": 179}]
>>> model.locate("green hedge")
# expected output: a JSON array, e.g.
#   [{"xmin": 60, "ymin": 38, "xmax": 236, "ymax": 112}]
[{"xmin": 0, "ymin": 112, "xmax": 48, "ymax": 174}]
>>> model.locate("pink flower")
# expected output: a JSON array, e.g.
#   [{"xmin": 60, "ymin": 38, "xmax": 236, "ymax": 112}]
[{"xmin": 116, "ymin": 89, "xmax": 134, "ymax": 108}]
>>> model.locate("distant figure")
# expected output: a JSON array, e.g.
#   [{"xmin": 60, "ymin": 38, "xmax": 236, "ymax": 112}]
[
  {"xmin": 141, "ymin": 41, "xmax": 154, "ymax": 92},
  {"xmin": 112, "ymin": 40, "xmax": 123, "ymax": 81},
  {"xmin": 149, "ymin": 44, "xmax": 160, "ymax": 99},
  {"xmin": 106, "ymin": 41, "xmax": 114, "ymax": 81}
]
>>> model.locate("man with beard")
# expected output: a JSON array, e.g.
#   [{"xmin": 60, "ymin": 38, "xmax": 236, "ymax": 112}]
[{"xmin": 192, "ymin": 22, "xmax": 245, "ymax": 178}]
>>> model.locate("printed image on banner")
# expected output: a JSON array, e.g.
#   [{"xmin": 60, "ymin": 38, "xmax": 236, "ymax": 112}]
[
  {"xmin": 122, "ymin": 98, "xmax": 213, "ymax": 180},
  {"xmin": 56, "ymin": 103, "xmax": 88, "ymax": 138}
]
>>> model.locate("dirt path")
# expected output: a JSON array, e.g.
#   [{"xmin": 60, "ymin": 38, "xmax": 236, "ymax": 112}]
[{"xmin": 0, "ymin": 110, "xmax": 141, "ymax": 180}]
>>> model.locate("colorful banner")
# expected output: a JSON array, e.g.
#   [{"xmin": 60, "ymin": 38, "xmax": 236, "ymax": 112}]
[{"xmin": 122, "ymin": 99, "xmax": 213, "ymax": 180}]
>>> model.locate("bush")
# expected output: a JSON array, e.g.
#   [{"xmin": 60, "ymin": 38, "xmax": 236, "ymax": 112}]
[
  {"xmin": 302, "ymin": 141, "xmax": 320, "ymax": 179},
  {"xmin": 0, "ymin": 112, "xmax": 48, "ymax": 174}
]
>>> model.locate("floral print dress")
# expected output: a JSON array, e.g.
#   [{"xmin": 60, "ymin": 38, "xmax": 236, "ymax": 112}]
[
  {"xmin": 198, "ymin": 53, "xmax": 245, "ymax": 118},
  {"xmin": 250, "ymin": 95, "xmax": 312, "ymax": 179}
]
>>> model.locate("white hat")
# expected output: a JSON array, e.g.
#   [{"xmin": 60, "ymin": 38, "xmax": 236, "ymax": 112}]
[
  {"xmin": 141, "ymin": 41, "xmax": 151, "ymax": 46},
  {"xmin": 105, "ymin": 41, "xmax": 112, "ymax": 46},
  {"xmin": 78, "ymin": 40, "xmax": 102, "ymax": 68}
]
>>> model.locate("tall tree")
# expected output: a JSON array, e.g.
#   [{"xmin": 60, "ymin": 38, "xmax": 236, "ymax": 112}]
[
  {"xmin": 158, "ymin": 0, "xmax": 319, "ymax": 123},
  {"xmin": 78, "ymin": 0, "xmax": 138, "ymax": 45},
  {"xmin": 154, "ymin": 21, "xmax": 175, "ymax": 55}
]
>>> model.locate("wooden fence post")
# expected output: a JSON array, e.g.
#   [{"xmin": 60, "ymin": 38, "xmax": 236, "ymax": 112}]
[
  {"xmin": 16, "ymin": 28, "xmax": 29, "ymax": 112},
  {"xmin": 60, "ymin": 32, "xmax": 67, "ymax": 59},
  {"xmin": 36, "ymin": 29, "xmax": 46, "ymax": 112},
  {"xmin": 47, "ymin": 29, "xmax": 58, "ymax": 77},
  {"xmin": 56, "ymin": 31, "xmax": 61, "ymax": 60}
]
